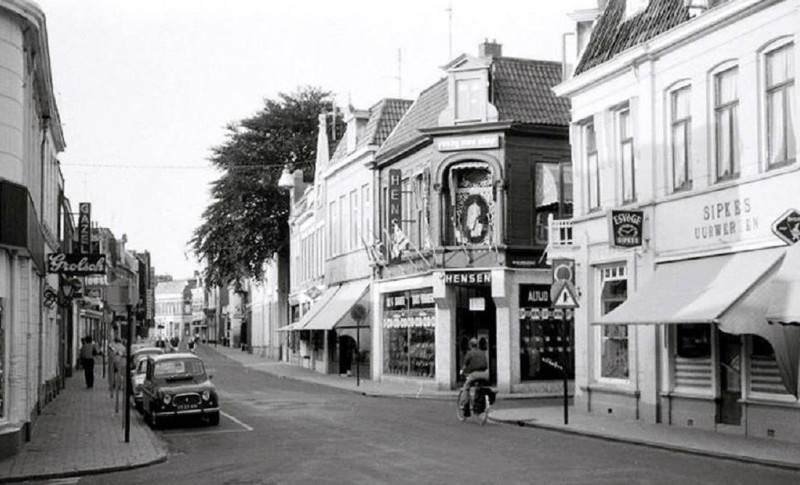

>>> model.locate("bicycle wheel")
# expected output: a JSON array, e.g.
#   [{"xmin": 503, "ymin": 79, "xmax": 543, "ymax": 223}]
[
  {"xmin": 475, "ymin": 394, "xmax": 491, "ymax": 426},
  {"xmin": 456, "ymin": 389, "xmax": 469, "ymax": 422}
]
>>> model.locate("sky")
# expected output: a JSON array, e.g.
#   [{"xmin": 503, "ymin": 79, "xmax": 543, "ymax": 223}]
[{"xmin": 37, "ymin": 0, "xmax": 593, "ymax": 279}]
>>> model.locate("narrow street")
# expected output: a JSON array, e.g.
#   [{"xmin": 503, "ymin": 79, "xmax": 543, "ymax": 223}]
[{"xmin": 75, "ymin": 346, "xmax": 800, "ymax": 485}]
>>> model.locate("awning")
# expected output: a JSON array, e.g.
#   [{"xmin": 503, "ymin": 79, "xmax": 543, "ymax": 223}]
[
  {"xmin": 277, "ymin": 322, "xmax": 299, "ymax": 332},
  {"xmin": 594, "ymin": 247, "xmax": 785, "ymax": 325},
  {"xmin": 294, "ymin": 285, "xmax": 341, "ymax": 331},
  {"xmin": 766, "ymin": 243, "xmax": 800, "ymax": 325},
  {"xmin": 303, "ymin": 279, "xmax": 370, "ymax": 330}
]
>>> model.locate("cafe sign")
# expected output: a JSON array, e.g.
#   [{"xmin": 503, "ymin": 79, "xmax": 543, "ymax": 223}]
[
  {"xmin": 47, "ymin": 252, "xmax": 107, "ymax": 275},
  {"xmin": 608, "ymin": 209, "xmax": 644, "ymax": 248}
]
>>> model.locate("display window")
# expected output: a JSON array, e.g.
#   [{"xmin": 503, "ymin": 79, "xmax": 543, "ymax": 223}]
[
  {"xmin": 383, "ymin": 288, "xmax": 435, "ymax": 378},
  {"xmin": 519, "ymin": 284, "xmax": 573, "ymax": 381},
  {"xmin": 599, "ymin": 265, "xmax": 629, "ymax": 379}
]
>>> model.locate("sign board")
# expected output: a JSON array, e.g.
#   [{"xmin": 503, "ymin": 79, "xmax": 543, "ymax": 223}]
[
  {"xmin": 469, "ymin": 297, "xmax": 485, "ymax": 311},
  {"xmin": 78, "ymin": 203, "xmax": 91, "ymax": 255},
  {"xmin": 519, "ymin": 284, "xmax": 551, "ymax": 309},
  {"xmin": 551, "ymin": 258, "xmax": 575, "ymax": 285},
  {"xmin": 551, "ymin": 281, "xmax": 579, "ymax": 309},
  {"xmin": 772, "ymin": 209, "xmax": 800, "ymax": 245},
  {"xmin": 47, "ymin": 252, "xmax": 107, "ymax": 275},
  {"xmin": 608, "ymin": 209, "xmax": 644, "ymax": 248},
  {"xmin": 444, "ymin": 271, "xmax": 491, "ymax": 286},
  {"xmin": 436, "ymin": 135, "xmax": 500, "ymax": 152},
  {"xmin": 387, "ymin": 169, "xmax": 402, "ymax": 263}
]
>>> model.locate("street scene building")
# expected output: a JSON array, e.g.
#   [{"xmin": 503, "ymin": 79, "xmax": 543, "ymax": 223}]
[{"xmin": 553, "ymin": 0, "xmax": 800, "ymax": 440}]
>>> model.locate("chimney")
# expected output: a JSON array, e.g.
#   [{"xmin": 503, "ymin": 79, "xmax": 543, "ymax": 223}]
[
  {"xmin": 684, "ymin": 0, "xmax": 709, "ymax": 17},
  {"xmin": 478, "ymin": 39, "xmax": 502, "ymax": 59}
]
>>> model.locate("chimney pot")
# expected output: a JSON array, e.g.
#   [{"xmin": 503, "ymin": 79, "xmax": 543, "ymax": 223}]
[{"xmin": 478, "ymin": 39, "xmax": 502, "ymax": 58}]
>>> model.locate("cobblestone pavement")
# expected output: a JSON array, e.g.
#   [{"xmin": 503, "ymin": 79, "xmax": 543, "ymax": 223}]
[{"xmin": 0, "ymin": 364, "xmax": 166, "ymax": 483}]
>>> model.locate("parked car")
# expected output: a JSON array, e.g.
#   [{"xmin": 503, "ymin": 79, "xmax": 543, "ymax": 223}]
[
  {"xmin": 141, "ymin": 353, "xmax": 219, "ymax": 428},
  {"xmin": 130, "ymin": 346, "xmax": 165, "ymax": 371},
  {"xmin": 131, "ymin": 358, "xmax": 149, "ymax": 413}
]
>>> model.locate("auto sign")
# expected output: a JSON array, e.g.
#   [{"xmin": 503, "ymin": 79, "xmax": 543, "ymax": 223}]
[{"xmin": 608, "ymin": 209, "xmax": 644, "ymax": 249}]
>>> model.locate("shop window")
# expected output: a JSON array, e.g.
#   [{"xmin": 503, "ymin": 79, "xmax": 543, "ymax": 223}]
[
  {"xmin": 520, "ymin": 318, "xmax": 573, "ymax": 381},
  {"xmin": 599, "ymin": 266, "xmax": 628, "ymax": 379},
  {"xmin": 676, "ymin": 324, "xmax": 711, "ymax": 359},
  {"xmin": 534, "ymin": 162, "xmax": 573, "ymax": 245},
  {"xmin": 714, "ymin": 67, "xmax": 740, "ymax": 181},
  {"xmin": 382, "ymin": 289, "xmax": 436, "ymax": 378},
  {"xmin": 670, "ymin": 86, "xmax": 692, "ymax": 191},
  {"xmin": 765, "ymin": 43, "xmax": 795, "ymax": 169},
  {"xmin": 443, "ymin": 164, "xmax": 494, "ymax": 246},
  {"xmin": 749, "ymin": 335, "xmax": 789, "ymax": 395}
]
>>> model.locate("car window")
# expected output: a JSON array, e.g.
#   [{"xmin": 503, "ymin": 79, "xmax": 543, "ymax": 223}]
[
  {"xmin": 154, "ymin": 358, "xmax": 205, "ymax": 377},
  {"xmin": 136, "ymin": 360, "xmax": 148, "ymax": 374}
]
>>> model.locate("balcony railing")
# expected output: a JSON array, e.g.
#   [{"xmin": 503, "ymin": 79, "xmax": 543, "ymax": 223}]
[{"xmin": 548, "ymin": 214, "xmax": 574, "ymax": 248}]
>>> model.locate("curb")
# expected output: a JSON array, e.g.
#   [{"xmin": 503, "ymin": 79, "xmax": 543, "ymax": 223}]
[
  {"xmin": 0, "ymin": 455, "xmax": 168, "ymax": 484},
  {"xmin": 488, "ymin": 417, "xmax": 800, "ymax": 472}
]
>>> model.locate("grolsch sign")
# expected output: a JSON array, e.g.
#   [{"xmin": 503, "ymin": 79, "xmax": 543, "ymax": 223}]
[
  {"xmin": 47, "ymin": 252, "xmax": 107, "ymax": 275},
  {"xmin": 608, "ymin": 209, "xmax": 644, "ymax": 248}
]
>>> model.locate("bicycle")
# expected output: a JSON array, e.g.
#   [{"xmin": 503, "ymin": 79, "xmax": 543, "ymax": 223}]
[{"xmin": 456, "ymin": 376, "xmax": 494, "ymax": 425}]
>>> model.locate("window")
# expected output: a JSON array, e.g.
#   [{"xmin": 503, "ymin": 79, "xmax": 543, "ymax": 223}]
[
  {"xmin": 676, "ymin": 324, "xmax": 711, "ymax": 358},
  {"xmin": 383, "ymin": 289, "xmax": 435, "ymax": 378},
  {"xmin": 339, "ymin": 195, "xmax": 348, "ymax": 252},
  {"xmin": 715, "ymin": 67, "xmax": 739, "ymax": 181},
  {"xmin": 766, "ymin": 43, "xmax": 796, "ymax": 169},
  {"xmin": 585, "ymin": 122, "xmax": 600, "ymax": 210},
  {"xmin": 534, "ymin": 162, "xmax": 573, "ymax": 245},
  {"xmin": 618, "ymin": 108, "xmax": 636, "ymax": 203},
  {"xmin": 329, "ymin": 201, "xmax": 338, "ymax": 255},
  {"xmin": 455, "ymin": 78, "xmax": 483, "ymax": 122},
  {"xmin": 350, "ymin": 190, "xmax": 359, "ymax": 253},
  {"xmin": 600, "ymin": 265, "xmax": 628, "ymax": 379},
  {"xmin": 749, "ymin": 335, "xmax": 788, "ymax": 395},
  {"xmin": 671, "ymin": 87, "xmax": 692, "ymax": 191},
  {"xmin": 361, "ymin": 184, "xmax": 370, "ymax": 243}
]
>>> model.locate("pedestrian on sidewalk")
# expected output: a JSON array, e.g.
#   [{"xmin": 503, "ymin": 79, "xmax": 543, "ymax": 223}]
[{"xmin": 80, "ymin": 336, "xmax": 101, "ymax": 388}]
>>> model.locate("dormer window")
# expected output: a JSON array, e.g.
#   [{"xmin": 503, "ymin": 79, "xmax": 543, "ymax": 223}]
[{"xmin": 456, "ymin": 78, "xmax": 484, "ymax": 122}]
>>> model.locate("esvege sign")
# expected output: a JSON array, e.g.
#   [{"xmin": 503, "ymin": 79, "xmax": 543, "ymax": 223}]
[{"xmin": 608, "ymin": 209, "xmax": 643, "ymax": 248}]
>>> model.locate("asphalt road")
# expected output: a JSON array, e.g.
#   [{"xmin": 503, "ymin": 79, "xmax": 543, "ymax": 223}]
[{"xmin": 72, "ymin": 346, "xmax": 800, "ymax": 485}]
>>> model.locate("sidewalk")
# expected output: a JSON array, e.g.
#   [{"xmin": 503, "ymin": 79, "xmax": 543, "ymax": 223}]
[
  {"xmin": 212, "ymin": 344, "xmax": 800, "ymax": 471},
  {"xmin": 0, "ymin": 367, "xmax": 167, "ymax": 483}
]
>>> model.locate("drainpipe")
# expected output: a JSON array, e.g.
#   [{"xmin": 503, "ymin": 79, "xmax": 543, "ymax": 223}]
[
  {"xmin": 6, "ymin": 249, "xmax": 17, "ymax": 424},
  {"xmin": 37, "ymin": 116, "xmax": 50, "ymax": 414}
]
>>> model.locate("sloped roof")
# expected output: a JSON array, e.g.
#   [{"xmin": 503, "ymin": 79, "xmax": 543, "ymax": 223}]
[
  {"xmin": 575, "ymin": 0, "xmax": 690, "ymax": 75},
  {"xmin": 377, "ymin": 57, "xmax": 570, "ymax": 161},
  {"xmin": 329, "ymin": 98, "xmax": 413, "ymax": 164}
]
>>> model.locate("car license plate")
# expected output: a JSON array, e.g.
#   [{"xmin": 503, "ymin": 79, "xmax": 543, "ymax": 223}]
[{"xmin": 177, "ymin": 404, "xmax": 198, "ymax": 410}]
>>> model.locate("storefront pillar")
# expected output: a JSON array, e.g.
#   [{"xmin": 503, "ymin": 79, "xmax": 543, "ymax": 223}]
[
  {"xmin": 492, "ymin": 269, "xmax": 512, "ymax": 393},
  {"xmin": 433, "ymin": 273, "xmax": 455, "ymax": 390}
]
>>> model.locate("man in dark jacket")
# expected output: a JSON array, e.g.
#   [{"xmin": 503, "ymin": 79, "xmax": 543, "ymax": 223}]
[
  {"xmin": 461, "ymin": 338, "xmax": 489, "ymax": 389},
  {"xmin": 79, "ymin": 336, "xmax": 100, "ymax": 388}
]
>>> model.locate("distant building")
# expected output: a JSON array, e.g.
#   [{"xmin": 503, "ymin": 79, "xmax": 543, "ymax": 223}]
[{"xmin": 155, "ymin": 280, "xmax": 193, "ymax": 340}]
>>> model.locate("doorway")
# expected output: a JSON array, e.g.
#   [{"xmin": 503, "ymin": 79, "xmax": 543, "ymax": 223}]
[
  {"xmin": 454, "ymin": 286, "xmax": 496, "ymax": 385},
  {"xmin": 339, "ymin": 335, "xmax": 355, "ymax": 376},
  {"xmin": 717, "ymin": 331, "xmax": 742, "ymax": 425}
]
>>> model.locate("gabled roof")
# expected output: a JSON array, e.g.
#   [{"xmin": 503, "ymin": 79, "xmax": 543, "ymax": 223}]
[
  {"xmin": 575, "ymin": 0, "xmax": 690, "ymax": 75},
  {"xmin": 377, "ymin": 57, "xmax": 570, "ymax": 162},
  {"xmin": 329, "ymin": 98, "xmax": 413, "ymax": 164}
]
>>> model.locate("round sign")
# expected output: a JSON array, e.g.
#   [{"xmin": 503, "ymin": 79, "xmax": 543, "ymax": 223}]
[
  {"xmin": 553, "ymin": 260, "xmax": 574, "ymax": 283},
  {"xmin": 350, "ymin": 304, "xmax": 367, "ymax": 321}
]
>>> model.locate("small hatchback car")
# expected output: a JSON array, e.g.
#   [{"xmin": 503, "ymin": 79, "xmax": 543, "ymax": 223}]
[{"xmin": 141, "ymin": 353, "xmax": 219, "ymax": 428}]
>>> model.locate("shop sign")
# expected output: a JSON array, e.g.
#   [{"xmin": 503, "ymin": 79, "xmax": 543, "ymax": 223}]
[
  {"xmin": 444, "ymin": 271, "xmax": 491, "ymax": 286},
  {"xmin": 78, "ymin": 202, "xmax": 91, "ymax": 255},
  {"xmin": 409, "ymin": 288, "xmax": 434, "ymax": 309},
  {"xmin": 608, "ymin": 209, "xmax": 644, "ymax": 248},
  {"xmin": 437, "ymin": 135, "xmax": 499, "ymax": 152},
  {"xmin": 772, "ymin": 209, "xmax": 800, "ymax": 245},
  {"xmin": 519, "ymin": 284, "xmax": 551, "ymax": 309},
  {"xmin": 388, "ymin": 169, "xmax": 402, "ymax": 263},
  {"xmin": 85, "ymin": 287, "xmax": 104, "ymax": 299},
  {"xmin": 469, "ymin": 297, "xmax": 485, "ymax": 311},
  {"xmin": 384, "ymin": 288, "xmax": 434, "ymax": 319},
  {"xmin": 47, "ymin": 252, "xmax": 107, "ymax": 275}
]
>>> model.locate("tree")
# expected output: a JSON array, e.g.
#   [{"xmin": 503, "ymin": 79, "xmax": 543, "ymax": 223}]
[{"xmin": 191, "ymin": 86, "xmax": 342, "ymax": 288}]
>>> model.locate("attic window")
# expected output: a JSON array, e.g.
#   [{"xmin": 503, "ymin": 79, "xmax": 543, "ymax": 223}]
[
  {"xmin": 455, "ymin": 78, "xmax": 484, "ymax": 122},
  {"xmin": 624, "ymin": 0, "xmax": 649, "ymax": 20}
]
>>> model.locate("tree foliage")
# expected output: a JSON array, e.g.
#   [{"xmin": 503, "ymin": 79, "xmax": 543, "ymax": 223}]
[{"xmin": 191, "ymin": 86, "xmax": 342, "ymax": 288}]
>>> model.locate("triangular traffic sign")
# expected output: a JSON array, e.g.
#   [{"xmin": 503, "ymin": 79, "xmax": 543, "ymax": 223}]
[{"xmin": 552, "ymin": 281, "xmax": 579, "ymax": 309}]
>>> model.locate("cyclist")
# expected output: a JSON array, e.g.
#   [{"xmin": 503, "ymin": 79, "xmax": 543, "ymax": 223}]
[{"xmin": 460, "ymin": 338, "xmax": 489, "ymax": 413}]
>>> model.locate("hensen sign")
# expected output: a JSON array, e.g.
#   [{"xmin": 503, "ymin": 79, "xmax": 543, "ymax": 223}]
[
  {"xmin": 387, "ymin": 169, "xmax": 402, "ymax": 263},
  {"xmin": 444, "ymin": 271, "xmax": 491, "ymax": 286},
  {"xmin": 47, "ymin": 253, "xmax": 107, "ymax": 275},
  {"xmin": 608, "ymin": 210, "xmax": 644, "ymax": 248}
]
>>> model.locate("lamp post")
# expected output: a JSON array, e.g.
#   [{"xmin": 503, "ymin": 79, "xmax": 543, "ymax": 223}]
[{"xmin": 350, "ymin": 304, "xmax": 367, "ymax": 387}]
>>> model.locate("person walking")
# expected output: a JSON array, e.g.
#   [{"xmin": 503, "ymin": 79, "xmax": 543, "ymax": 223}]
[{"xmin": 80, "ymin": 336, "xmax": 100, "ymax": 388}]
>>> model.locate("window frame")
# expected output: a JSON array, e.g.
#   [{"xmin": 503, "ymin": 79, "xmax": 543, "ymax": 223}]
[
  {"xmin": 584, "ymin": 120, "xmax": 601, "ymax": 211},
  {"xmin": 596, "ymin": 264, "xmax": 630, "ymax": 382},
  {"xmin": 455, "ymin": 77, "xmax": 484, "ymax": 123},
  {"xmin": 713, "ymin": 66, "xmax": 740, "ymax": 182},
  {"xmin": 669, "ymin": 84, "xmax": 692, "ymax": 192},
  {"xmin": 763, "ymin": 41, "xmax": 796, "ymax": 171},
  {"xmin": 617, "ymin": 107, "xmax": 636, "ymax": 204}
]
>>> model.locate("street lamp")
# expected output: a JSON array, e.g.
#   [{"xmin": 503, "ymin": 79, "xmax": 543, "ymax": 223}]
[
  {"xmin": 277, "ymin": 165, "xmax": 295, "ymax": 188},
  {"xmin": 43, "ymin": 277, "xmax": 83, "ymax": 309}
]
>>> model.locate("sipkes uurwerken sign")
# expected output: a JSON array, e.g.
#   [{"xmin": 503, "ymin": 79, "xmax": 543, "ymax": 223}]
[
  {"xmin": 608, "ymin": 209, "xmax": 644, "ymax": 248},
  {"xmin": 47, "ymin": 252, "xmax": 107, "ymax": 275}
]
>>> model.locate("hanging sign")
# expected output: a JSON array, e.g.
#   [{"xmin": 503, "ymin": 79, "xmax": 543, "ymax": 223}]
[
  {"xmin": 520, "ymin": 284, "xmax": 551, "ymax": 309},
  {"xmin": 608, "ymin": 209, "xmax": 644, "ymax": 248},
  {"xmin": 78, "ymin": 202, "xmax": 91, "ymax": 255},
  {"xmin": 772, "ymin": 209, "xmax": 800, "ymax": 245},
  {"xmin": 387, "ymin": 169, "xmax": 402, "ymax": 263},
  {"xmin": 47, "ymin": 252, "xmax": 107, "ymax": 275}
]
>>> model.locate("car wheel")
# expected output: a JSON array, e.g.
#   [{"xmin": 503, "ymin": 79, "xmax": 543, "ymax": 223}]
[{"xmin": 207, "ymin": 411, "xmax": 220, "ymax": 426}]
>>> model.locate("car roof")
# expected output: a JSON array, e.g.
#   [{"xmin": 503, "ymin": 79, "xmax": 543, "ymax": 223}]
[
  {"xmin": 132, "ymin": 347, "xmax": 163, "ymax": 355},
  {"xmin": 150, "ymin": 353, "xmax": 201, "ymax": 362}
]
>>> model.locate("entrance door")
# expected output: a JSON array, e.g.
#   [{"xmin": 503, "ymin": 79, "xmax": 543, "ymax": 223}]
[
  {"xmin": 339, "ymin": 335, "xmax": 354, "ymax": 375},
  {"xmin": 454, "ymin": 286, "xmax": 496, "ymax": 385},
  {"xmin": 717, "ymin": 332, "xmax": 742, "ymax": 425}
]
